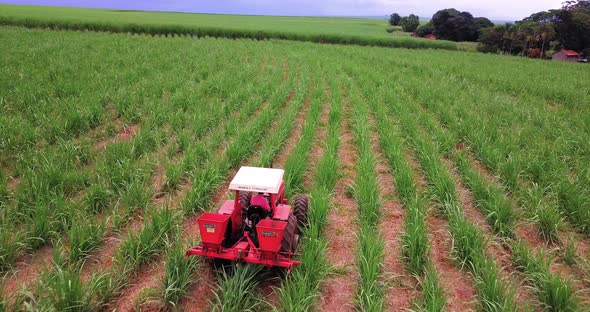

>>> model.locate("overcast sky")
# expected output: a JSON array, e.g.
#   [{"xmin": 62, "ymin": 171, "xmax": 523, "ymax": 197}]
[{"xmin": 2, "ymin": 0, "xmax": 566, "ymax": 20}]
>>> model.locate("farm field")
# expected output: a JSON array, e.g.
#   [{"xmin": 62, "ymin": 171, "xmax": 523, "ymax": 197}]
[
  {"xmin": 0, "ymin": 4, "xmax": 457, "ymax": 50},
  {"xmin": 1, "ymin": 26, "xmax": 590, "ymax": 311}
]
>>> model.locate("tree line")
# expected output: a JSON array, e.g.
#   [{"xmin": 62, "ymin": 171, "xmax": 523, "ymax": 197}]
[
  {"xmin": 478, "ymin": 1, "xmax": 590, "ymax": 57},
  {"xmin": 389, "ymin": 9, "xmax": 494, "ymax": 41},
  {"xmin": 388, "ymin": 0, "xmax": 590, "ymax": 57}
]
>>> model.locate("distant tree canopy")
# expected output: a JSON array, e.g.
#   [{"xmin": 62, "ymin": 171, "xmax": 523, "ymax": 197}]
[
  {"xmin": 553, "ymin": 0, "xmax": 590, "ymax": 54},
  {"xmin": 389, "ymin": 13, "xmax": 401, "ymax": 26},
  {"xmin": 416, "ymin": 25, "xmax": 435, "ymax": 37},
  {"xmin": 478, "ymin": 0, "xmax": 590, "ymax": 57},
  {"xmin": 431, "ymin": 9, "xmax": 479, "ymax": 41},
  {"xmin": 399, "ymin": 14, "xmax": 420, "ymax": 32},
  {"xmin": 473, "ymin": 17, "xmax": 494, "ymax": 29}
]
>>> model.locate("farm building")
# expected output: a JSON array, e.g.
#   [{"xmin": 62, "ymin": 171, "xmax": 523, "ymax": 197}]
[{"xmin": 552, "ymin": 49, "xmax": 579, "ymax": 62}]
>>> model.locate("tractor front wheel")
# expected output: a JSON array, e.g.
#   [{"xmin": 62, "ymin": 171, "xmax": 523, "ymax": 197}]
[{"xmin": 293, "ymin": 195, "xmax": 309, "ymax": 234}]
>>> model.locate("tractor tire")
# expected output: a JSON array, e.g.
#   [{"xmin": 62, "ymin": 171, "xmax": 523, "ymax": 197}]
[
  {"xmin": 292, "ymin": 195, "xmax": 309, "ymax": 234},
  {"xmin": 280, "ymin": 214, "xmax": 299, "ymax": 254}
]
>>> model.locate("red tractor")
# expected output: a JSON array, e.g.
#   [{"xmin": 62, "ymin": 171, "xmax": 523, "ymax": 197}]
[{"xmin": 186, "ymin": 166, "xmax": 308, "ymax": 271}]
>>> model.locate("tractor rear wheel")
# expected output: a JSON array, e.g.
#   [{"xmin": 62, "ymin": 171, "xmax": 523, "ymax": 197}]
[
  {"xmin": 280, "ymin": 214, "xmax": 299, "ymax": 254},
  {"xmin": 239, "ymin": 192, "xmax": 251, "ymax": 212},
  {"xmin": 293, "ymin": 195, "xmax": 309, "ymax": 234}
]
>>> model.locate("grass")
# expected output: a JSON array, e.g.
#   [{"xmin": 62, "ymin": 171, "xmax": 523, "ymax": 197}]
[
  {"xmin": 37, "ymin": 263, "xmax": 93, "ymax": 311},
  {"xmin": 1, "ymin": 24, "xmax": 590, "ymax": 311},
  {"xmin": 365, "ymin": 81, "xmax": 447, "ymax": 309},
  {"xmin": 563, "ymin": 240, "xmax": 577, "ymax": 267},
  {"xmin": 349, "ymin": 85, "xmax": 385, "ymax": 311},
  {"xmin": 84, "ymin": 184, "xmax": 111, "ymax": 214},
  {"xmin": 455, "ymin": 152, "xmax": 514, "ymax": 238},
  {"xmin": 160, "ymin": 238, "xmax": 199, "ymax": 307},
  {"xmin": 511, "ymin": 241, "xmax": 578, "ymax": 311},
  {"xmin": 0, "ymin": 4, "xmax": 457, "ymax": 50},
  {"xmin": 114, "ymin": 208, "xmax": 179, "ymax": 271},
  {"xmin": 417, "ymin": 267, "xmax": 446, "ymax": 311},
  {"xmin": 211, "ymin": 265, "xmax": 264, "ymax": 312},
  {"xmin": 67, "ymin": 216, "xmax": 106, "ymax": 264},
  {"xmin": 181, "ymin": 66, "xmax": 294, "ymax": 215},
  {"xmin": 402, "ymin": 200, "xmax": 430, "ymax": 275},
  {"xmin": 283, "ymin": 78, "xmax": 323, "ymax": 196},
  {"xmin": 159, "ymin": 55, "xmax": 301, "ymax": 307},
  {"xmin": 277, "ymin": 72, "xmax": 342, "ymax": 311},
  {"xmin": 0, "ymin": 226, "xmax": 25, "ymax": 271},
  {"xmin": 208, "ymin": 70, "xmax": 314, "ymax": 310},
  {"xmin": 253, "ymin": 72, "xmax": 308, "ymax": 168},
  {"xmin": 382, "ymin": 71, "xmax": 582, "ymax": 311},
  {"xmin": 398, "ymin": 87, "xmax": 582, "ymax": 311},
  {"xmin": 381, "ymin": 85, "xmax": 518, "ymax": 311},
  {"xmin": 387, "ymin": 49, "xmax": 590, "ymax": 237}
]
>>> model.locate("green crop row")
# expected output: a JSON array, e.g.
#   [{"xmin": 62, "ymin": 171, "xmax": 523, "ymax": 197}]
[
  {"xmin": 207, "ymin": 70, "xmax": 315, "ymax": 311},
  {"xmin": 351, "ymin": 42, "xmax": 588, "ymax": 305},
  {"xmin": 383, "ymin": 64, "xmax": 581, "ymax": 311},
  {"xmin": 278, "ymin": 71, "xmax": 344, "ymax": 311},
  {"xmin": 348, "ymin": 84, "xmax": 385, "ymax": 311},
  {"xmin": 282, "ymin": 76, "xmax": 325, "ymax": 197},
  {"xmin": 382, "ymin": 87, "xmax": 517, "ymax": 311},
  {"xmin": 0, "ymin": 28, "xmax": 275, "ymax": 271},
  {"xmin": 1, "ymin": 28, "xmax": 294, "ymax": 310},
  {"xmin": 383, "ymin": 52, "xmax": 590, "ymax": 237},
  {"xmin": 5, "ymin": 49, "xmax": 270, "ymax": 272},
  {"xmin": 213, "ymin": 60, "xmax": 339, "ymax": 311},
  {"xmin": 365, "ymin": 91, "xmax": 446, "ymax": 310},
  {"xmin": 405, "ymin": 101, "xmax": 580, "ymax": 311},
  {"xmin": 16, "ymin": 68, "xmax": 279, "ymax": 311},
  {"xmin": 159, "ymin": 62, "xmax": 304, "ymax": 309},
  {"xmin": 2, "ymin": 26, "xmax": 590, "ymax": 310}
]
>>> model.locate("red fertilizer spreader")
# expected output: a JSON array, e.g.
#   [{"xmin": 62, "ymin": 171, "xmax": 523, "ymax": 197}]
[{"xmin": 186, "ymin": 166, "xmax": 308, "ymax": 271}]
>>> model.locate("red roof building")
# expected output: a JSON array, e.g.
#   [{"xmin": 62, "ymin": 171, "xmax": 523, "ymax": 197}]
[
  {"xmin": 424, "ymin": 34, "xmax": 437, "ymax": 40},
  {"xmin": 553, "ymin": 50, "xmax": 579, "ymax": 62}
]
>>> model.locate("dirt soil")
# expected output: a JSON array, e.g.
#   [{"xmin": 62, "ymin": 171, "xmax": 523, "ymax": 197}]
[
  {"xmin": 444, "ymin": 158, "xmax": 538, "ymax": 310},
  {"xmin": 177, "ymin": 171, "xmax": 239, "ymax": 312},
  {"xmin": 370, "ymin": 123, "xmax": 417, "ymax": 310},
  {"xmin": 304, "ymin": 81, "xmax": 331, "ymax": 190},
  {"xmin": 1, "ymin": 245, "xmax": 53, "ymax": 305},
  {"xmin": 95, "ymin": 123, "xmax": 140, "ymax": 150},
  {"xmin": 426, "ymin": 216, "xmax": 477, "ymax": 311},
  {"xmin": 464, "ymin": 155, "xmax": 590, "ymax": 303},
  {"xmin": 319, "ymin": 93, "xmax": 358, "ymax": 312}
]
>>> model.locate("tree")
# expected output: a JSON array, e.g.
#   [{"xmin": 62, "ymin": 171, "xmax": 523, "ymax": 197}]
[
  {"xmin": 522, "ymin": 10, "xmax": 556, "ymax": 23},
  {"xmin": 474, "ymin": 17, "xmax": 494, "ymax": 29},
  {"xmin": 389, "ymin": 13, "xmax": 401, "ymax": 26},
  {"xmin": 475, "ymin": 1, "xmax": 590, "ymax": 57},
  {"xmin": 399, "ymin": 14, "xmax": 420, "ymax": 32},
  {"xmin": 477, "ymin": 25, "xmax": 508, "ymax": 53},
  {"xmin": 534, "ymin": 23, "xmax": 557, "ymax": 57},
  {"xmin": 431, "ymin": 8, "xmax": 479, "ymax": 41},
  {"xmin": 553, "ymin": 1, "xmax": 590, "ymax": 54},
  {"xmin": 416, "ymin": 25, "xmax": 435, "ymax": 37}
]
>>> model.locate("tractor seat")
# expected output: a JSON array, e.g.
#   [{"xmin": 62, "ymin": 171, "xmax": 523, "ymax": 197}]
[
  {"xmin": 246, "ymin": 205, "xmax": 269, "ymax": 221},
  {"xmin": 245, "ymin": 205, "xmax": 271, "ymax": 231},
  {"xmin": 250, "ymin": 194, "xmax": 270, "ymax": 211}
]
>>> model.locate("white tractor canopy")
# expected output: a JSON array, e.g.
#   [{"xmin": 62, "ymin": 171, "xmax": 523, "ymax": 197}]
[{"xmin": 229, "ymin": 166, "xmax": 285, "ymax": 194}]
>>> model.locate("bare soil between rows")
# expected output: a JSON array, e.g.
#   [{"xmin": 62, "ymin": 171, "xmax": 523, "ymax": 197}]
[{"xmin": 319, "ymin": 92, "xmax": 357, "ymax": 312}]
